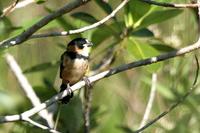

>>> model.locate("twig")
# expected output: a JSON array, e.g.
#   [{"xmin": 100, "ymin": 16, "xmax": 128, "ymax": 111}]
[
  {"xmin": 83, "ymin": 82, "xmax": 93, "ymax": 133},
  {"xmin": 29, "ymin": 0, "xmax": 129, "ymax": 39},
  {"xmin": 0, "ymin": 36, "xmax": 200, "ymax": 125},
  {"xmin": 0, "ymin": 0, "xmax": 19, "ymax": 18},
  {"xmin": 133, "ymin": 56, "xmax": 199, "ymax": 133},
  {"xmin": 139, "ymin": 73, "xmax": 157, "ymax": 130},
  {"xmin": 15, "ymin": 0, "xmax": 35, "ymax": 8},
  {"xmin": 4, "ymin": 53, "xmax": 54, "ymax": 128},
  {"xmin": 140, "ymin": 0, "xmax": 200, "ymax": 8},
  {"xmin": 24, "ymin": 118, "xmax": 60, "ymax": 133},
  {"xmin": 0, "ymin": 0, "xmax": 90, "ymax": 48},
  {"xmin": 90, "ymin": 47, "xmax": 115, "ymax": 75},
  {"xmin": 1, "ymin": 0, "xmax": 35, "ymax": 18}
]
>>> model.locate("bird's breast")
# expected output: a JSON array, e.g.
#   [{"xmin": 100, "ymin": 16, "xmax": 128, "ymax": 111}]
[{"xmin": 62, "ymin": 57, "xmax": 89, "ymax": 85}]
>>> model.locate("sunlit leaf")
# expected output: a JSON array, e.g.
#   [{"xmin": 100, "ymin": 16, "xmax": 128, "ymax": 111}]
[
  {"xmin": 125, "ymin": 37, "xmax": 162, "ymax": 72},
  {"xmin": 131, "ymin": 28, "xmax": 154, "ymax": 37},
  {"xmin": 139, "ymin": 9, "xmax": 183, "ymax": 28},
  {"xmin": 124, "ymin": 0, "xmax": 151, "ymax": 27}
]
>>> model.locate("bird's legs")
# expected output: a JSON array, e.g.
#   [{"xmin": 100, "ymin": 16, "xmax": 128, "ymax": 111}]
[{"xmin": 59, "ymin": 83, "xmax": 73, "ymax": 104}]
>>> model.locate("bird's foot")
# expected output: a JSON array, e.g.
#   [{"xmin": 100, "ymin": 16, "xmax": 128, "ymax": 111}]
[
  {"xmin": 60, "ymin": 84, "xmax": 74, "ymax": 104},
  {"xmin": 83, "ymin": 76, "xmax": 92, "ymax": 88}
]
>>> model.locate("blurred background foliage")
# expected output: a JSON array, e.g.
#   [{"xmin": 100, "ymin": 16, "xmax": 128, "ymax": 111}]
[{"xmin": 0, "ymin": 0, "xmax": 200, "ymax": 133}]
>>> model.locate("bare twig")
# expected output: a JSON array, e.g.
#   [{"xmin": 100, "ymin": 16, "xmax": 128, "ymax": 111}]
[
  {"xmin": 90, "ymin": 47, "xmax": 115, "ymax": 75},
  {"xmin": 140, "ymin": 0, "xmax": 200, "ymax": 8},
  {"xmin": 1, "ymin": 0, "xmax": 36, "ymax": 18},
  {"xmin": 0, "ymin": 0, "xmax": 90, "ymax": 48},
  {"xmin": 29, "ymin": 0, "xmax": 129, "ymax": 39},
  {"xmin": 4, "ymin": 53, "xmax": 54, "ymax": 128},
  {"xmin": 0, "ymin": 0, "xmax": 19, "ymax": 18},
  {"xmin": 133, "ymin": 56, "xmax": 199, "ymax": 133},
  {"xmin": 83, "ymin": 81, "xmax": 93, "ymax": 133},
  {"xmin": 139, "ymin": 73, "xmax": 157, "ymax": 130},
  {"xmin": 24, "ymin": 118, "xmax": 60, "ymax": 133},
  {"xmin": 0, "ymin": 36, "xmax": 200, "ymax": 125}
]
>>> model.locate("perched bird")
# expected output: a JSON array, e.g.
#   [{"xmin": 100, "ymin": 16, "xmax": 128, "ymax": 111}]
[{"xmin": 59, "ymin": 38, "xmax": 93, "ymax": 104}]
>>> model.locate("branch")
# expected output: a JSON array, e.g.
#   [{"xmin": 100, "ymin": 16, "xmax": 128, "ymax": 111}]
[
  {"xmin": 28, "ymin": 0, "xmax": 129, "ymax": 39},
  {"xmin": 4, "ymin": 53, "xmax": 54, "ymax": 128},
  {"xmin": 1, "ymin": 0, "xmax": 35, "ymax": 18},
  {"xmin": 133, "ymin": 56, "xmax": 199, "ymax": 133},
  {"xmin": 0, "ymin": 36, "xmax": 200, "ymax": 125},
  {"xmin": 83, "ymin": 82, "xmax": 93, "ymax": 133},
  {"xmin": 24, "ymin": 118, "xmax": 60, "ymax": 133},
  {"xmin": 0, "ymin": 0, "xmax": 90, "ymax": 48},
  {"xmin": 139, "ymin": 73, "xmax": 157, "ymax": 129},
  {"xmin": 0, "ymin": 0, "xmax": 19, "ymax": 18},
  {"xmin": 140, "ymin": 0, "xmax": 200, "ymax": 8}
]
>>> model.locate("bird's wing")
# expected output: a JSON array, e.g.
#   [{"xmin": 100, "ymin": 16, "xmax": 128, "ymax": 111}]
[{"xmin": 60, "ymin": 52, "xmax": 65, "ymax": 78}]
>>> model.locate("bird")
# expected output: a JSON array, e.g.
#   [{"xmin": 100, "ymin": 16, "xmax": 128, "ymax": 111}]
[{"xmin": 59, "ymin": 38, "xmax": 93, "ymax": 104}]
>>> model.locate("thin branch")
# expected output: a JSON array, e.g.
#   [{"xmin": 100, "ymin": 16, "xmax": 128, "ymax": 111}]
[
  {"xmin": 29, "ymin": 0, "xmax": 129, "ymax": 39},
  {"xmin": 4, "ymin": 53, "xmax": 54, "ymax": 128},
  {"xmin": 1, "ymin": 0, "xmax": 35, "ymax": 18},
  {"xmin": 0, "ymin": 0, "xmax": 90, "ymax": 48},
  {"xmin": 83, "ymin": 83, "xmax": 93, "ymax": 133},
  {"xmin": 0, "ymin": 0, "xmax": 19, "ymax": 18},
  {"xmin": 0, "ymin": 36, "xmax": 200, "ymax": 125},
  {"xmin": 90, "ymin": 47, "xmax": 115, "ymax": 75},
  {"xmin": 139, "ymin": 73, "xmax": 157, "ymax": 130},
  {"xmin": 24, "ymin": 118, "xmax": 60, "ymax": 133},
  {"xmin": 140, "ymin": 0, "xmax": 200, "ymax": 8},
  {"xmin": 15, "ymin": 0, "xmax": 35, "ymax": 8},
  {"xmin": 133, "ymin": 56, "xmax": 199, "ymax": 133}
]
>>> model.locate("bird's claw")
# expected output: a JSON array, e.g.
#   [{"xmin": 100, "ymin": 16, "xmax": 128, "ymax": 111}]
[
  {"xmin": 83, "ymin": 77, "xmax": 92, "ymax": 88},
  {"xmin": 60, "ymin": 85, "xmax": 74, "ymax": 104}
]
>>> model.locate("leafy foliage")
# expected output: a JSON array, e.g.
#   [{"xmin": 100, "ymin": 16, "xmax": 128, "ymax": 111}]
[{"xmin": 0, "ymin": 0, "xmax": 199, "ymax": 133}]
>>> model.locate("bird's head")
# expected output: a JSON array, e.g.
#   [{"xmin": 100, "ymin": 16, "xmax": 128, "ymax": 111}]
[{"xmin": 67, "ymin": 38, "xmax": 93, "ymax": 57}]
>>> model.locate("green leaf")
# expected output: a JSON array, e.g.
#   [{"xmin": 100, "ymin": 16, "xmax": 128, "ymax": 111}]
[
  {"xmin": 91, "ymin": 21, "xmax": 123, "ymax": 46},
  {"xmin": 125, "ymin": 37, "xmax": 162, "ymax": 73},
  {"xmin": 91, "ymin": 26, "xmax": 113, "ymax": 45},
  {"xmin": 35, "ymin": 0, "xmax": 46, "ymax": 4},
  {"xmin": 71, "ymin": 12, "xmax": 98, "ymax": 24},
  {"xmin": 23, "ymin": 60, "xmax": 59, "ymax": 73},
  {"xmin": 131, "ymin": 28, "xmax": 154, "ymax": 37},
  {"xmin": 128, "ymin": 0, "xmax": 151, "ymax": 22},
  {"xmin": 0, "ymin": 17, "xmax": 13, "ymax": 39},
  {"xmin": 124, "ymin": 0, "xmax": 151, "ymax": 27},
  {"xmin": 139, "ymin": 9, "xmax": 183, "ymax": 28},
  {"xmin": 95, "ymin": 0, "xmax": 113, "ymax": 15},
  {"xmin": 150, "ymin": 43, "xmax": 176, "ymax": 52}
]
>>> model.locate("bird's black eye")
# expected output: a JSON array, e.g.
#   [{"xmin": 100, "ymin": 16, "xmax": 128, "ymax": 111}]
[{"xmin": 78, "ymin": 44, "xmax": 84, "ymax": 49}]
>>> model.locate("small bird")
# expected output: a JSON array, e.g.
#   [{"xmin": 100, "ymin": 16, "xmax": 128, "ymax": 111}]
[{"xmin": 59, "ymin": 38, "xmax": 93, "ymax": 104}]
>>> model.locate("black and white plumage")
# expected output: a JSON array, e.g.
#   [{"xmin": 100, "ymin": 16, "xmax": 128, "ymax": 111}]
[{"xmin": 59, "ymin": 38, "xmax": 93, "ymax": 103}]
